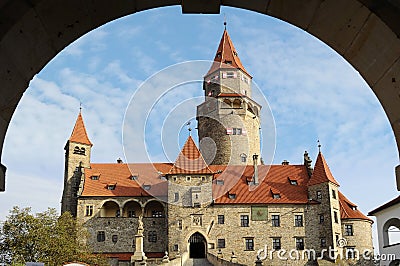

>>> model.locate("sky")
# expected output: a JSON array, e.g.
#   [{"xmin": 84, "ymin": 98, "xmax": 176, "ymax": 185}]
[{"xmin": 0, "ymin": 6, "xmax": 399, "ymax": 248}]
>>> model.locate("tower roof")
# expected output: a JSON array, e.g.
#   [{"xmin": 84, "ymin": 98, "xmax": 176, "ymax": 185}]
[
  {"xmin": 308, "ymin": 152, "xmax": 340, "ymax": 186},
  {"xmin": 168, "ymin": 136, "xmax": 213, "ymax": 175},
  {"xmin": 69, "ymin": 112, "xmax": 92, "ymax": 146},
  {"xmin": 339, "ymin": 191, "xmax": 373, "ymax": 221},
  {"xmin": 206, "ymin": 29, "xmax": 251, "ymax": 77}
]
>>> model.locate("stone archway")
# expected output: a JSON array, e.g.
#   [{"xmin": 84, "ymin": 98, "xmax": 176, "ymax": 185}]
[
  {"xmin": 188, "ymin": 232, "xmax": 207, "ymax": 258},
  {"xmin": 1, "ymin": 1, "xmax": 400, "ymax": 190}
]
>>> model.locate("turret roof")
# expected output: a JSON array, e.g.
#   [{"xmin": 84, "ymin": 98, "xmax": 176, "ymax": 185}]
[
  {"xmin": 168, "ymin": 136, "xmax": 213, "ymax": 175},
  {"xmin": 69, "ymin": 112, "xmax": 92, "ymax": 146},
  {"xmin": 308, "ymin": 152, "xmax": 340, "ymax": 186},
  {"xmin": 206, "ymin": 29, "xmax": 251, "ymax": 77}
]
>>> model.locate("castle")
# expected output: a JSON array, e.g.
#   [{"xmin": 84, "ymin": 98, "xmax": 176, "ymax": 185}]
[{"xmin": 61, "ymin": 28, "xmax": 373, "ymax": 266}]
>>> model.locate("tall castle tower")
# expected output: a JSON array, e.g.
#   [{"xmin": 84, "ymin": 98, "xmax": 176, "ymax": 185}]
[
  {"xmin": 196, "ymin": 28, "xmax": 261, "ymax": 165},
  {"xmin": 61, "ymin": 111, "xmax": 92, "ymax": 216}
]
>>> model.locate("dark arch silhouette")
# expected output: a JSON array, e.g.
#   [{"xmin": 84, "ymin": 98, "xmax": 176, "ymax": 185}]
[{"xmin": 0, "ymin": 1, "xmax": 400, "ymax": 191}]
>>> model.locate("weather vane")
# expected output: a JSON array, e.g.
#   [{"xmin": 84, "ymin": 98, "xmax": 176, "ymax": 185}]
[
  {"xmin": 186, "ymin": 121, "xmax": 192, "ymax": 136},
  {"xmin": 224, "ymin": 13, "xmax": 227, "ymax": 29},
  {"xmin": 317, "ymin": 140, "xmax": 321, "ymax": 152}
]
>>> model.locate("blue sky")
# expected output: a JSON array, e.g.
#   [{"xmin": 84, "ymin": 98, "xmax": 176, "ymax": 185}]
[{"xmin": 0, "ymin": 6, "xmax": 399, "ymax": 246}]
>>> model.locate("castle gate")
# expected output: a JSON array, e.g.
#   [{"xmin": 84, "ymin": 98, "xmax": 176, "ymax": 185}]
[{"xmin": 189, "ymin": 232, "xmax": 207, "ymax": 258}]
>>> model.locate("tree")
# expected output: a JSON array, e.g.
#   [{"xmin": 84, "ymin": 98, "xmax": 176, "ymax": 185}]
[{"xmin": 0, "ymin": 207, "xmax": 108, "ymax": 265}]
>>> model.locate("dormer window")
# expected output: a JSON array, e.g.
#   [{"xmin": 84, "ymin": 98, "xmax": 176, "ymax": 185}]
[
  {"xmin": 272, "ymin": 193, "xmax": 281, "ymax": 199},
  {"xmin": 216, "ymin": 180, "xmax": 224, "ymax": 185},
  {"xmin": 216, "ymin": 52, "xmax": 222, "ymax": 58},
  {"xmin": 107, "ymin": 184, "xmax": 116, "ymax": 190},
  {"xmin": 130, "ymin": 175, "xmax": 138, "ymax": 180},
  {"xmin": 224, "ymin": 60, "xmax": 232, "ymax": 65},
  {"xmin": 288, "ymin": 178, "xmax": 298, "ymax": 185},
  {"xmin": 143, "ymin": 184, "xmax": 151, "ymax": 190},
  {"xmin": 228, "ymin": 193, "xmax": 236, "ymax": 199},
  {"xmin": 91, "ymin": 175, "xmax": 99, "ymax": 180}
]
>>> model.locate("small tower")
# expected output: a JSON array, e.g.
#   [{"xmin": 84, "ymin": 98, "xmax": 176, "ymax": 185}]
[
  {"xmin": 305, "ymin": 151, "xmax": 342, "ymax": 260},
  {"xmin": 61, "ymin": 111, "xmax": 92, "ymax": 216},
  {"xmin": 196, "ymin": 28, "xmax": 261, "ymax": 165}
]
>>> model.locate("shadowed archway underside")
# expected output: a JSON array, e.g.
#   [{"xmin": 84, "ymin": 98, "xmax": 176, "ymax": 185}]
[{"xmin": 1, "ymin": 0, "xmax": 400, "ymax": 191}]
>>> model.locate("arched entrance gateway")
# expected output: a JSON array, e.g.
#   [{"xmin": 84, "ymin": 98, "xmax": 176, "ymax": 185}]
[
  {"xmin": 0, "ymin": 1, "xmax": 400, "ymax": 191},
  {"xmin": 189, "ymin": 232, "xmax": 207, "ymax": 258}
]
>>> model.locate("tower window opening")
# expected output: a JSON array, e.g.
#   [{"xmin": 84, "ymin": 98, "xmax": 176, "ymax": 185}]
[
  {"xmin": 226, "ymin": 71, "xmax": 235, "ymax": 78},
  {"xmin": 73, "ymin": 146, "xmax": 86, "ymax": 155},
  {"xmin": 224, "ymin": 60, "xmax": 233, "ymax": 65},
  {"xmin": 240, "ymin": 153, "xmax": 247, "ymax": 162}
]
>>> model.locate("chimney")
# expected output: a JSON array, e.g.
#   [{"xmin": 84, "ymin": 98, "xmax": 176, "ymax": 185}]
[
  {"xmin": 282, "ymin": 160, "xmax": 289, "ymax": 165},
  {"xmin": 252, "ymin": 154, "xmax": 259, "ymax": 185},
  {"xmin": 303, "ymin": 151, "xmax": 313, "ymax": 177},
  {"xmin": 117, "ymin": 158, "xmax": 123, "ymax": 164}
]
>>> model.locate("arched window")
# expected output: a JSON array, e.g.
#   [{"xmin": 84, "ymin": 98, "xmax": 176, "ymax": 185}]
[
  {"xmin": 240, "ymin": 153, "xmax": 247, "ymax": 163},
  {"xmin": 383, "ymin": 218, "xmax": 400, "ymax": 246}
]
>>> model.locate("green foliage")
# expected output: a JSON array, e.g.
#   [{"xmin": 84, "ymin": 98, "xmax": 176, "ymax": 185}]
[{"xmin": 0, "ymin": 207, "xmax": 108, "ymax": 266}]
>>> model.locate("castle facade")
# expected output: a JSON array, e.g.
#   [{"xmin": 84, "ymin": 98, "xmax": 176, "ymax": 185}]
[{"xmin": 61, "ymin": 29, "xmax": 373, "ymax": 266}]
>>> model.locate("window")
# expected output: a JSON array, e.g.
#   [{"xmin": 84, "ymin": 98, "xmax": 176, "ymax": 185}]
[
  {"xmin": 148, "ymin": 231, "xmax": 157, "ymax": 242},
  {"xmin": 152, "ymin": 210, "xmax": 163, "ymax": 217},
  {"xmin": 272, "ymin": 215, "xmax": 280, "ymax": 227},
  {"xmin": 186, "ymin": 176, "xmax": 191, "ymax": 181},
  {"xmin": 128, "ymin": 210, "xmax": 135, "ymax": 218},
  {"xmin": 289, "ymin": 179, "xmax": 298, "ymax": 185},
  {"xmin": 334, "ymin": 211, "xmax": 339, "ymax": 223},
  {"xmin": 226, "ymin": 128, "xmax": 244, "ymax": 135},
  {"xmin": 272, "ymin": 238, "xmax": 281, "ymax": 250},
  {"xmin": 295, "ymin": 215, "xmax": 303, "ymax": 227},
  {"xmin": 272, "ymin": 193, "xmax": 281, "ymax": 199},
  {"xmin": 174, "ymin": 192, "xmax": 179, "ymax": 202},
  {"xmin": 91, "ymin": 175, "xmax": 99, "ymax": 180},
  {"xmin": 320, "ymin": 237, "xmax": 326, "ymax": 248},
  {"xmin": 177, "ymin": 220, "xmax": 182, "ymax": 230},
  {"xmin": 228, "ymin": 193, "xmax": 236, "ymax": 199},
  {"xmin": 332, "ymin": 189, "xmax": 337, "ymax": 199},
  {"xmin": 130, "ymin": 175, "xmax": 138, "ymax": 180},
  {"xmin": 245, "ymin": 238, "xmax": 254, "ymax": 250},
  {"xmin": 240, "ymin": 153, "xmax": 247, "ymax": 163},
  {"xmin": 319, "ymin": 214, "xmax": 324, "ymax": 224},
  {"xmin": 107, "ymin": 184, "xmax": 116, "ymax": 190},
  {"xmin": 217, "ymin": 239, "xmax": 225, "ymax": 248},
  {"xmin": 226, "ymin": 72, "xmax": 235, "ymax": 78},
  {"xmin": 345, "ymin": 224, "xmax": 354, "ymax": 236},
  {"xmin": 193, "ymin": 203, "xmax": 201, "ymax": 208},
  {"xmin": 143, "ymin": 184, "xmax": 151, "ymax": 190},
  {"xmin": 97, "ymin": 231, "xmax": 105, "ymax": 242},
  {"xmin": 73, "ymin": 146, "xmax": 86, "ymax": 155},
  {"xmin": 218, "ymin": 215, "xmax": 225, "ymax": 224},
  {"xmin": 316, "ymin": 190, "xmax": 322, "ymax": 200},
  {"xmin": 233, "ymin": 128, "xmax": 242, "ymax": 135},
  {"xmin": 112, "ymin": 235, "xmax": 118, "ymax": 243},
  {"xmin": 85, "ymin": 205, "xmax": 93, "ymax": 216},
  {"xmin": 173, "ymin": 244, "xmax": 179, "ymax": 252},
  {"xmin": 296, "ymin": 238, "xmax": 304, "ymax": 250},
  {"xmin": 216, "ymin": 180, "xmax": 224, "ymax": 185},
  {"xmin": 240, "ymin": 215, "xmax": 249, "ymax": 227}
]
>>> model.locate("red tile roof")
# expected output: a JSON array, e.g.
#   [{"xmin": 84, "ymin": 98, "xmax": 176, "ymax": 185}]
[
  {"xmin": 81, "ymin": 163, "xmax": 171, "ymax": 197},
  {"xmin": 69, "ymin": 112, "xmax": 92, "ymax": 146},
  {"xmin": 206, "ymin": 29, "xmax": 251, "ymax": 77},
  {"xmin": 368, "ymin": 195, "xmax": 400, "ymax": 215},
  {"xmin": 308, "ymin": 152, "xmax": 340, "ymax": 186},
  {"xmin": 168, "ymin": 136, "xmax": 213, "ymax": 175},
  {"xmin": 213, "ymin": 165, "xmax": 312, "ymax": 204},
  {"xmin": 339, "ymin": 191, "xmax": 373, "ymax": 222}
]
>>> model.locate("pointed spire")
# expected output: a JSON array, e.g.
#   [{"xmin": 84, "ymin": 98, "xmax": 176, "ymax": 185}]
[
  {"xmin": 308, "ymin": 152, "xmax": 339, "ymax": 186},
  {"xmin": 168, "ymin": 136, "xmax": 213, "ymax": 174},
  {"xmin": 69, "ymin": 111, "xmax": 92, "ymax": 146},
  {"xmin": 206, "ymin": 28, "xmax": 251, "ymax": 77}
]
